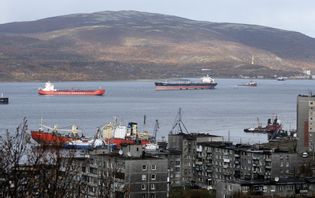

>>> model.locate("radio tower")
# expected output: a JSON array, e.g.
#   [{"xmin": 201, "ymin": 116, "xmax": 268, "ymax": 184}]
[{"xmin": 170, "ymin": 108, "xmax": 189, "ymax": 134}]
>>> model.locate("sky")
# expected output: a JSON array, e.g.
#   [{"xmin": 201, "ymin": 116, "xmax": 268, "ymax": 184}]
[{"xmin": 1, "ymin": 0, "xmax": 315, "ymax": 37}]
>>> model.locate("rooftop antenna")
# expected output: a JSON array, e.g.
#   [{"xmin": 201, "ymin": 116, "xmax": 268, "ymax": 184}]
[{"xmin": 170, "ymin": 108, "xmax": 189, "ymax": 134}]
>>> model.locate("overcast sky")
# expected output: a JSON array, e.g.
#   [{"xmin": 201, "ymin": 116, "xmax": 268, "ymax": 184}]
[{"xmin": 1, "ymin": 0, "xmax": 315, "ymax": 37}]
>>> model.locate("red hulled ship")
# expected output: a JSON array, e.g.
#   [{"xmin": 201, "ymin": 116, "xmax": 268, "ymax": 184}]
[
  {"xmin": 31, "ymin": 124, "xmax": 81, "ymax": 145},
  {"xmin": 102, "ymin": 122, "xmax": 153, "ymax": 148},
  {"xmin": 38, "ymin": 82, "xmax": 105, "ymax": 96}
]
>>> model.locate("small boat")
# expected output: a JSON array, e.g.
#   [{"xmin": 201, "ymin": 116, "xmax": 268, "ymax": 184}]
[
  {"xmin": 0, "ymin": 93, "xmax": 9, "ymax": 104},
  {"xmin": 64, "ymin": 137, "xmax": 106, "ymax": 150},
  {"xmin": 154, "ymin": 75, "xmax": 217, "ymax": 91},
  {"xmin": 64, "ymin": 127, "xmax": 107, "ymax": 150},
  {"xmin": 38, "ymin": 82, "xmax": 105, "ymax": 96},
  {"xmin": 277, "ymin": 77, "xmax": 287, "ymax": 81},
  {"xmin": 238, "ymin": 81, "xmax": 257, "ymax": 87}
]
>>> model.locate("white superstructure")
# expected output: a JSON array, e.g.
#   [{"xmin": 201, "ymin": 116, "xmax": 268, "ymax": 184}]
[
  {"xmin": 201, "ymin": 75, "xmax": 215, "ymax": 83},
  {"xmin": 41, "ymin": 81, "xmax": 56, "ymax": 91}
]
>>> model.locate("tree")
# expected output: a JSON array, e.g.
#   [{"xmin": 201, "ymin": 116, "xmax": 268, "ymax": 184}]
[{"xmin": 0, "ymin": 118, "xmax": 87, "ymax": 197}]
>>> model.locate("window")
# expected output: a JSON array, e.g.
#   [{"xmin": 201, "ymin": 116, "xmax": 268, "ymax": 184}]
[
  {"xmin": 151, "ymin": 164, "xmax": 157, "ymax": 170},
  {"xmin": 142, "ymin": 175, "xmax": 147, "ymax": 181},
  {"xmin": 141, "ymin": 184, "xmax": 146, "ymax": 190},
  {"xmin": 142, "ymin": 193, "xmax": 146, "ymax": 198},
  {"xmin": 151, "ymin": 183, "xmax": 156, "ymax": 190},
  {"xmin": 151, "ymin": 174, "xmax": 156, "ymax": 180},
  {"xmin": 142, "ymin": 165, "xmax": 147, "ymax": 171},
  {"xmin": 150, "ymin": 193, "xmax": 156, "ymax": 198}
]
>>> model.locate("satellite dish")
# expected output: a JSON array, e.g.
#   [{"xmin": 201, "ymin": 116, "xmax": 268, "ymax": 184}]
[
  {"xmin": 127, "ymin": 152, "xmax": 131, "ymax": 157},
  {"xmin": 274, "ymin": 177, "xmax": 279, "ymax": 182},
  {"xmin": 119, "ymin": 150, "xmax": 123, "ymax": 155}
]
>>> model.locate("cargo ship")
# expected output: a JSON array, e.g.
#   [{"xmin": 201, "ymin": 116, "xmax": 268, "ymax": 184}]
[
  {"xmin": 102, "ymin": 122, "xmax": 152, "ymax": 148},
  {"xmin": 31, "ymin": 123, "xmax": 107, "ymax": 150},
  {"xmin": 31, "ymin": 124, "xmax": 82, "ymax": 145},
  {"xmin": 155, "ymin": 75, "xmax": 217, "ymax": 91},
  {"xmin": 38, "ymin": 82, "xmax": 105, "ymax": 96}
]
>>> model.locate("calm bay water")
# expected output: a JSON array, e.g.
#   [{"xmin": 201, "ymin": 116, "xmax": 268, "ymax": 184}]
[{"xmin": 0, "ymin": 79, "xmax": 313, "ymax": 143}]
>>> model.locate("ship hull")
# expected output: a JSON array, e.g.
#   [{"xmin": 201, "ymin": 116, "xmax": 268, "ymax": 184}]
[
  {"xmin": 38, "ymin": 89, "xmax": 105, "ymax": 96},
  {"xmin": 106, "ymin": 138, "xmax": 150, "ymax": 147},
  {"xmin": 155, "ymin": 82, "xmax": 217, "ymax": 91},
  {"xmin": 0, "ymin": 97, "xmax": 9, "ymax": 104},
  {"xmin": 31, "ymin": 131, "xmax": 78, "ymax": 145}
]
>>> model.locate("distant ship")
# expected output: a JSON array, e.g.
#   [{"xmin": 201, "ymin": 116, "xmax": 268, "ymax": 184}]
[
  {"xmin": 238, "ymin": 81, "xmax": 257, "ymax": 87},
  {"xmin": 38, "ymin": 82, "xmax": 105, "ymax": 96},
  {"xmin": 277, "ymin": 77, "xmax": 287, "ymax": 81},
  {"xmin": 0, "ymin": 93, "xmax": 9, "ymax": 104},
  {"xmin": 155, "ymin": 75, "xmax": 217, "ymax": 91}
]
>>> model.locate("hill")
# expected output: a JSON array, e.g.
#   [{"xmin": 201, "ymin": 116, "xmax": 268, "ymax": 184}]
[{"xmin": 0, "ymin": 10, "xmax": 314, "ymax": 81}]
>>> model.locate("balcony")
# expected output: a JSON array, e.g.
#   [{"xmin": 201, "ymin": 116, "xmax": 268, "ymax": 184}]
[{"xmin": 223, "ymin": 164, "xmax": 229, "ymax": 169}]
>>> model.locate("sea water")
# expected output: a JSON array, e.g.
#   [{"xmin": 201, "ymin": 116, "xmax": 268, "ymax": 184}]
[{"xmin": 0, "ymin": 79, "xmax": 313, "ymax": 143}]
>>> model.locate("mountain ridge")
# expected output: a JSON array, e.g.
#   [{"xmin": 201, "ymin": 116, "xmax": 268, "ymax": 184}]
[{"xmin": 0, "ymin": 10, "xmax": 314, "ymax": 81}]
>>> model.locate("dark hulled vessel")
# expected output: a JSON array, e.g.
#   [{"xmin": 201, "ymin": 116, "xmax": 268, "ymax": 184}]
[
  {"xmin": 155, "ymin": 75, "xmax": 217, "ymax": 91},
  {"xmin": 0, "ymin": 93, "xmax": 8, "ymax": 104}
]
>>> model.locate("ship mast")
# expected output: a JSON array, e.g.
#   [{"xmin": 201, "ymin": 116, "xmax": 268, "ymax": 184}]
[{"xmin": 153, "ymin": 119, "xmax": 159, "ymax": 143}]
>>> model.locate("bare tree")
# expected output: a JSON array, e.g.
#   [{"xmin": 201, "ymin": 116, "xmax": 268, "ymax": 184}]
[{"xmin": 0, "ymin": 118, "xmax": 87, "ymax": 197}]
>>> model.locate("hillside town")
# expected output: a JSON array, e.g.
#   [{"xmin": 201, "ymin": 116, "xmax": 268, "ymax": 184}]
[{"xmin": 1, "ymin": 94, "xmax": 315, "ymax": 198}]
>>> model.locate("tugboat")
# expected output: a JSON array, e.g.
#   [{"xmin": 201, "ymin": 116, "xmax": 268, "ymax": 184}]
[
  {"xmin": 155, "ymin": 75, "xmax": 217, "ymax": 91},
  {"xmin": 38, "ymin": 82, "xmax": 105, "ymax": 96},
  {"xmin": 0, "ymin": 93, "xmax": 9, "ymax": 104}
]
